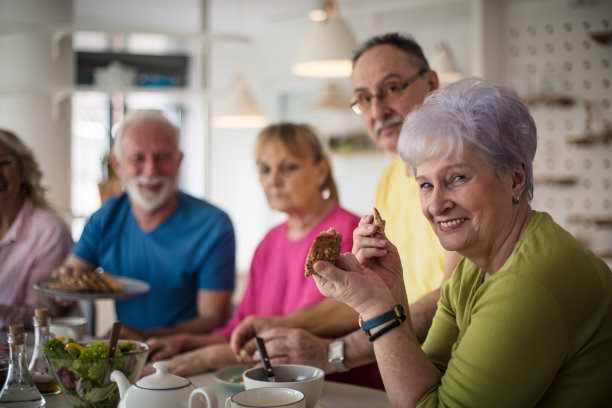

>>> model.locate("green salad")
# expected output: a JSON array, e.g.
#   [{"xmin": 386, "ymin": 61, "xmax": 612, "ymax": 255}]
[{"xmin": 44, "ymin": 338, "xmax": 147, "ymax": 408}]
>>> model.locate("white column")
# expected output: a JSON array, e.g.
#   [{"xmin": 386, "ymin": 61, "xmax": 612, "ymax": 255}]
[{"xmin": 0, "ymin": 0, "xmax": 74, "ymax": 212}]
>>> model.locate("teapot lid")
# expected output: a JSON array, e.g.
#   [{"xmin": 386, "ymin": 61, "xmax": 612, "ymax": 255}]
[{"xmin": 135, "ymin": 361, "xmax": 191, "ymax": 390}]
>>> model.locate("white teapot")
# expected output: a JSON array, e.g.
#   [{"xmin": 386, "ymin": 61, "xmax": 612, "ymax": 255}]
[{"xmin": 111, "ymin": 361, "xmax": 217, "ymax": 408}]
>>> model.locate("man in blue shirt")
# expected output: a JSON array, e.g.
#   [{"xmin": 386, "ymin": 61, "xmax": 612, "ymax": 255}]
[{"xmin": 62, "ymin": 110, "xmax": 235, "ymax": 340}]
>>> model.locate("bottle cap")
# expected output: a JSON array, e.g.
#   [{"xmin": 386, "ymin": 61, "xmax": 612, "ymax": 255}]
[
  {"xmin": 9, "ymin": 324, "xmax": 25, "ymax": 335},
  {"xmin": 34, "ymin": 309, "xmax": 49, "ymax": 319}
]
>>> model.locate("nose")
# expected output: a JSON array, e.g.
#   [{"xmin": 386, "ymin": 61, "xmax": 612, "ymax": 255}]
[
  {"xmin": 142, "ymin": 156, "xmax": 157, "ymax": 176},
  {"xmin": 369, "ymin": 96, "xmax": 389, "ymax": 121},
  {"xmin": 427, "ymin": 187, "xmax": 452, "ymax": 217},
  {"xmin": 271, "ymin": 169, "xmax": 284, "ymax": 187}
]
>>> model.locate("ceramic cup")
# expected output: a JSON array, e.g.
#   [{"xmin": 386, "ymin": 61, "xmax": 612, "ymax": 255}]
[
  {"xmin": 49, "ymin": 316, "xmax": 88, "ymax": 341},
  {"xmin": 225, "ymin": 387, "xmax": 305, "ymax": 408},
  {"xmin": 243, "ymin": 364, "xmax": 324, "ymax": 408}
]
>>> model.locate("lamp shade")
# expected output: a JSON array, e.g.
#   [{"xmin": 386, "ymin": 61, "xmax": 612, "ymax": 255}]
[
  {"xmin": 212, "ymin": 75, "xmax": 267, "ymax": 128},
  {"xmin": 430, "ymin": 41, "xmax": 464, "ymax": 84},
  {"xmin": 291, "ymin": 6, "xmax": 357, "ymax": 78},
  {"xmin": 308, "ymin": 83, "xmax": 350, "ymax": 111}
]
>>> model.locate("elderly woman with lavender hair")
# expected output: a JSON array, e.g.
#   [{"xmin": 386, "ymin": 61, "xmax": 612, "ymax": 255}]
[{"xmin": 310, "ymin": 78, "xmax": 612, "ymax": 407}]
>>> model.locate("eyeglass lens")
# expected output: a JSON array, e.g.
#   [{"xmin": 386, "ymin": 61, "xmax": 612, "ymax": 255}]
[{"xmin": 351, "ymin": 68, "xmax": 427, "ymax": 114}]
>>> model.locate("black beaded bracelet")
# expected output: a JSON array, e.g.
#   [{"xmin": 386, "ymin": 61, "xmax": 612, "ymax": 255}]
[{"xmin": 368, "ymin": 318, "xmax": 402, "ymax": 342}]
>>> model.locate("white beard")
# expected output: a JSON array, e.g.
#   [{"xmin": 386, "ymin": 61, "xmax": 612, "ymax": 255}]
[{"xmin": 123, "ymin": 175, "xmax": 177, "ymax": 212}]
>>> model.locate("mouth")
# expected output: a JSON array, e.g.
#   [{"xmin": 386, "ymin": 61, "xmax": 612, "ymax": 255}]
[
  {"xmin": 138, "ymin": 181, "xmax": 163, "ymax": 192},
  {"xmin": 438, "ymin": 218, "xmax": 468, "ymax": 232},
  {"xmin": 374, "ymin": 116, "xmax": 404, "ymax": 137}
]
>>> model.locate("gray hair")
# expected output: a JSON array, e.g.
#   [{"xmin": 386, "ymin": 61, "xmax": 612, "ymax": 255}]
[
  {"xmin": 398, "ymin": 78, "xmax": 537, "ymax": 201},
  {"xmin": 0, "ymin": 128, "xmax": 50, "ymax": 209},
  {"xmin": 111, "ymin": 110, "xmax": 179, "ymax": 160}
]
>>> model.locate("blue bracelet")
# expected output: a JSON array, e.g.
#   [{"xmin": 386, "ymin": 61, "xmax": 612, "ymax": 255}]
[{"xmin": 359, "ymin": 305, "xmax": 405, "ymax": 335}]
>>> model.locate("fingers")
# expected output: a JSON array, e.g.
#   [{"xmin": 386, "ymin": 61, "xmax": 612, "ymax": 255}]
[
  {"xmin": 140, "ymin": 362, "xmax": 155, "ymax": 377},
  {"xmin": 229, "ymin": 317, "xmax": 258, "ymax": 356}
]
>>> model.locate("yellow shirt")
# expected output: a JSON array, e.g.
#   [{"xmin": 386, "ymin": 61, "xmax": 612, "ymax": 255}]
[{"xmin": 374, "ymin": 155, "xmax": 446, "ymax": 302}]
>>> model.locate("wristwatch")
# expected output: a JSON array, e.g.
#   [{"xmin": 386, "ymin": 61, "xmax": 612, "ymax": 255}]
[{"xmin": 328, "ymin": 340, "xmax": 349, "ymax": 372}]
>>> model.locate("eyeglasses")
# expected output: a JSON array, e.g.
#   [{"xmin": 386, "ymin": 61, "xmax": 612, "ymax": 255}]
[
  {"xmin": 0, "ymin": 155, "xmax": 18, "ymax": 169},
  {"xmin": 350, "ymin": 68, "xmax": 428, "ymax": 115}
]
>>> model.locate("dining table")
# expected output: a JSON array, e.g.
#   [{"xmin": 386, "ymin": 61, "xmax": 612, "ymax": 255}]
[{"xmin": 43, "ymin": 369, "xmax": 391, "ymax": 408}]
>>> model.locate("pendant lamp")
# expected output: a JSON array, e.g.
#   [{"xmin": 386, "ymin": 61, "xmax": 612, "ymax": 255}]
[
  {"xmin": 212, "ymin": 74, "xmax": 267, "ymax": 128},
  {"xmin": 430, "ymin": 41, "xmax": 464, "ymax": 84},
  {"xmin": 291, "ymin": 1, "xmax": 357, "ymax": 78}
]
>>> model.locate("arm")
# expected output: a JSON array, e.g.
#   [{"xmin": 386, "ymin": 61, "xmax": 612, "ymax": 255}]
[
  {"xmin": 411, "ymin": 251, "xmax": 461, "ymax": 343},
  {"xmin": 115, "ymin": 289, "xmax": 233, "ymax": 340},
  {"xmin": 141, "ymin": 343, "xmax": 238, "ymax": 378},
  {"xmin": 147, "ymin": 331, "xmax": 228, "ymax": 362},
  {"xmin": 313, "ymin": 255, "xmax": 441, "ymax": 407}
]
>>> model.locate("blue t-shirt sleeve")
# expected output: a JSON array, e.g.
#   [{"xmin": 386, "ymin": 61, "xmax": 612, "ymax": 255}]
[
  {"xmin": 197, "ymin": 211, "xmax": 236, "ymax": 290},
  {"xmin": 71, "ymin": 211, "xmax": 102, "ymax": 265}
]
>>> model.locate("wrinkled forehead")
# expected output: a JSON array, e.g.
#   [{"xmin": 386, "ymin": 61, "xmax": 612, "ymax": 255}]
[
  {"xmin": 352, "ymin": 45, "xmax": 421, "ymax": 90},
  {"xmin": 121, "ymin": 121, "xmax": 179, "ymax": 149}
]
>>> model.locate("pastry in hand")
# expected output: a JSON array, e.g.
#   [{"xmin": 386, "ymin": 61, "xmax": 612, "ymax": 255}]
[
  {"xmin": 304, "ymin": 228, "xmax": 343, "ymax": 277},
  {"xmin": 373, "ymin": 207, "xmax": 385, "ymax": 234}
]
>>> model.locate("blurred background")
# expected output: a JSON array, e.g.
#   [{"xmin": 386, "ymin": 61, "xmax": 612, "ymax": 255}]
[{"xmin": 1, "ymin": 0, "xmax": 610, "ymax": 331}]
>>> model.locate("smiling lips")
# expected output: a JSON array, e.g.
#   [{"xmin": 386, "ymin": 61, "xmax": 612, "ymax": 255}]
[{"xmin": 439, "ymin": 218, "xmax": 468, "ymax": 232}]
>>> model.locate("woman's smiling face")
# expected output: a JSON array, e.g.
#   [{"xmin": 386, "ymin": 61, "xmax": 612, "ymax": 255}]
[{"xmin": 415, "ymin": 148, "xmax": 517, "ymax": 260}]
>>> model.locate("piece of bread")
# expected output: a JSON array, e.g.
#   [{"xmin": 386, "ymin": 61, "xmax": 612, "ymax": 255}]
[
  {"xmin": 373, "ymin": 207, "xmax": 385, "ymax": 234},
  {"xmin": 304, "ymin": 228, "xmax": 343, "ymax": 277},
  {"xmin": 49, "ymin": 267, "xmax": 123, "ymax": 293}
]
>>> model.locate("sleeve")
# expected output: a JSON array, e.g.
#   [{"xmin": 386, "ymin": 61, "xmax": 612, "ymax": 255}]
[
  {"xmin": 71, "ymin": 212, "xmax": 102, "ymax": 265},
  {"xmin": 24, "ymin": 218, "xmax": 74, "ymax": 307},
  {"xmin": 197, "ymin": 211, "xmax": 236, "ymax": 290},
  {"xmin": 418, "ymin": 276, "xmax": 567, "ymax": 408}
]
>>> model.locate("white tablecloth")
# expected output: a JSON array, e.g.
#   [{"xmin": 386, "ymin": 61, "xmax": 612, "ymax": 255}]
[{"xmin": 44, "ymin": 370, "xmax": 390, "ymax": 408}]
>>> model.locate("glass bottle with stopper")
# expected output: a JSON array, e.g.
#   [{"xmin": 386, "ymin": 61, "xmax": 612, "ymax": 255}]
[
  {"xmin": 28, "ymin": 308, "xmax": 61, "ymax": 395},
  {"xmin": 0, "ymin": 324, "xmax": 46, "ymax": 407}
]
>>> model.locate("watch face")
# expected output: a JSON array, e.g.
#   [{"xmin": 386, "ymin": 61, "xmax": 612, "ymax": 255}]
[{"xmin": 330, "ymin": 341, "xmax": 343, "ymax": 358}]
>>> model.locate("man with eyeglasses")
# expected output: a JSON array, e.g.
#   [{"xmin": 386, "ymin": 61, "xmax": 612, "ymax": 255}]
[{"xmin": 230, "ymin": 33, "xmax": 459, "ymax": 385}]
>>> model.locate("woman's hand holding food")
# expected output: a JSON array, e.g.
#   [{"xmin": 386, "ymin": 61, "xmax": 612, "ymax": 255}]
[
  {"xmin": 351, "ymin": 214, "xmax": 408, "ymax": 306},
  {"xmin": 312, "ymin": 253, "xmax": 395, "ymax": 317}
]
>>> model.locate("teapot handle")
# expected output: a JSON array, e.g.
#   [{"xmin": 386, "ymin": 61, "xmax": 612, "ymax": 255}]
[{"xmin": 189, "ymin": 386, "xmax": 218, "ymax": 408}]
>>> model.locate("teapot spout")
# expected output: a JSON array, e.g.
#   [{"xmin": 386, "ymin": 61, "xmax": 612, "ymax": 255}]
[{"xmin": 110, "ymin": 370, "xmax": 131, "ymax": 398}]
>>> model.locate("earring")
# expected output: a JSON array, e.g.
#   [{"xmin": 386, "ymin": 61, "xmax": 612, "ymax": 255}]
[
  {"xmin": 321, "ymin": 188, "xmax": 331, "ymax": 200},
  {"xmin": 512, "ymin": 195, "xmax": 520, "ymax": 204}
]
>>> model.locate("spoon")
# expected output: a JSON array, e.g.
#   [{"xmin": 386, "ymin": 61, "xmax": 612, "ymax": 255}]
[
  {"xmin": 254, "ymin": 336, "xmax": 275, "ymax": 382},
  {"xmin": 102, "ymin": 320, "xmax": 122, "ymax": 386}
]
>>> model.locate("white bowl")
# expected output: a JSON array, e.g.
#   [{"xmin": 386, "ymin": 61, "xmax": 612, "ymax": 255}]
[
  {"xmin": 49, "ymin": 316, "xmax": 88, "ymax": 340},
  {"xmin": 243, "ymin": 364, "xmax": 324, "ymax": 408}
]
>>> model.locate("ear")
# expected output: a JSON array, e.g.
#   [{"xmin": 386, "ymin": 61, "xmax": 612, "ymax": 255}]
[
  {"xmin": 425, "ymin": 69, "xmax": 440, "ymax": 92},
  {"xmin": 511, "ymin": 162, "xmax": 527, "ymax": 198},
  {"xmin": 316, "ymin": 158, "xmax": 330, "ymax": 188},
  {"xmin": 110, "ymin": 153, "xmax": 121, "ymax": 175}
]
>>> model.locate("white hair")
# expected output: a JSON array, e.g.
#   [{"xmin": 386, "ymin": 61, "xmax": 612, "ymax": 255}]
[
  {"xmin": 398, "ymin": 78, "xmax": 537, "ymax": 201},
  {"xmin": 111, "ymin": 110, "xmax": 179, "ymax": 160}
]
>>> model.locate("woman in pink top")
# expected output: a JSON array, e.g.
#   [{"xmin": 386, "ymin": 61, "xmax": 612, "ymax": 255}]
[
  {"xmin": 142, "ymin": 123, "xmax": 365, "ymax": 379},
  {"xmin": 0, "ymin": 129, "xmax": 74, "ymax": 331}
]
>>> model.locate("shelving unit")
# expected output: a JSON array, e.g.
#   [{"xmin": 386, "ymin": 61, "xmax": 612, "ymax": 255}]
[
  {"xmin": 567, "ymin": 215, "xmax": 612, "ymax": 227},
  {"xmin": 567, "ymin": 130, "xmax": 612, "ymax": 145},
  {"xmin": 522, "ymin": 95, "xmax": 575, "ymax": 107},
  {"xmin": 533, "ymin": 175, "xmax": 578, "ymax": 186},
  {"xmin": 589, "ymin": 29, "xmax": 612, "ymax": 45}
]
